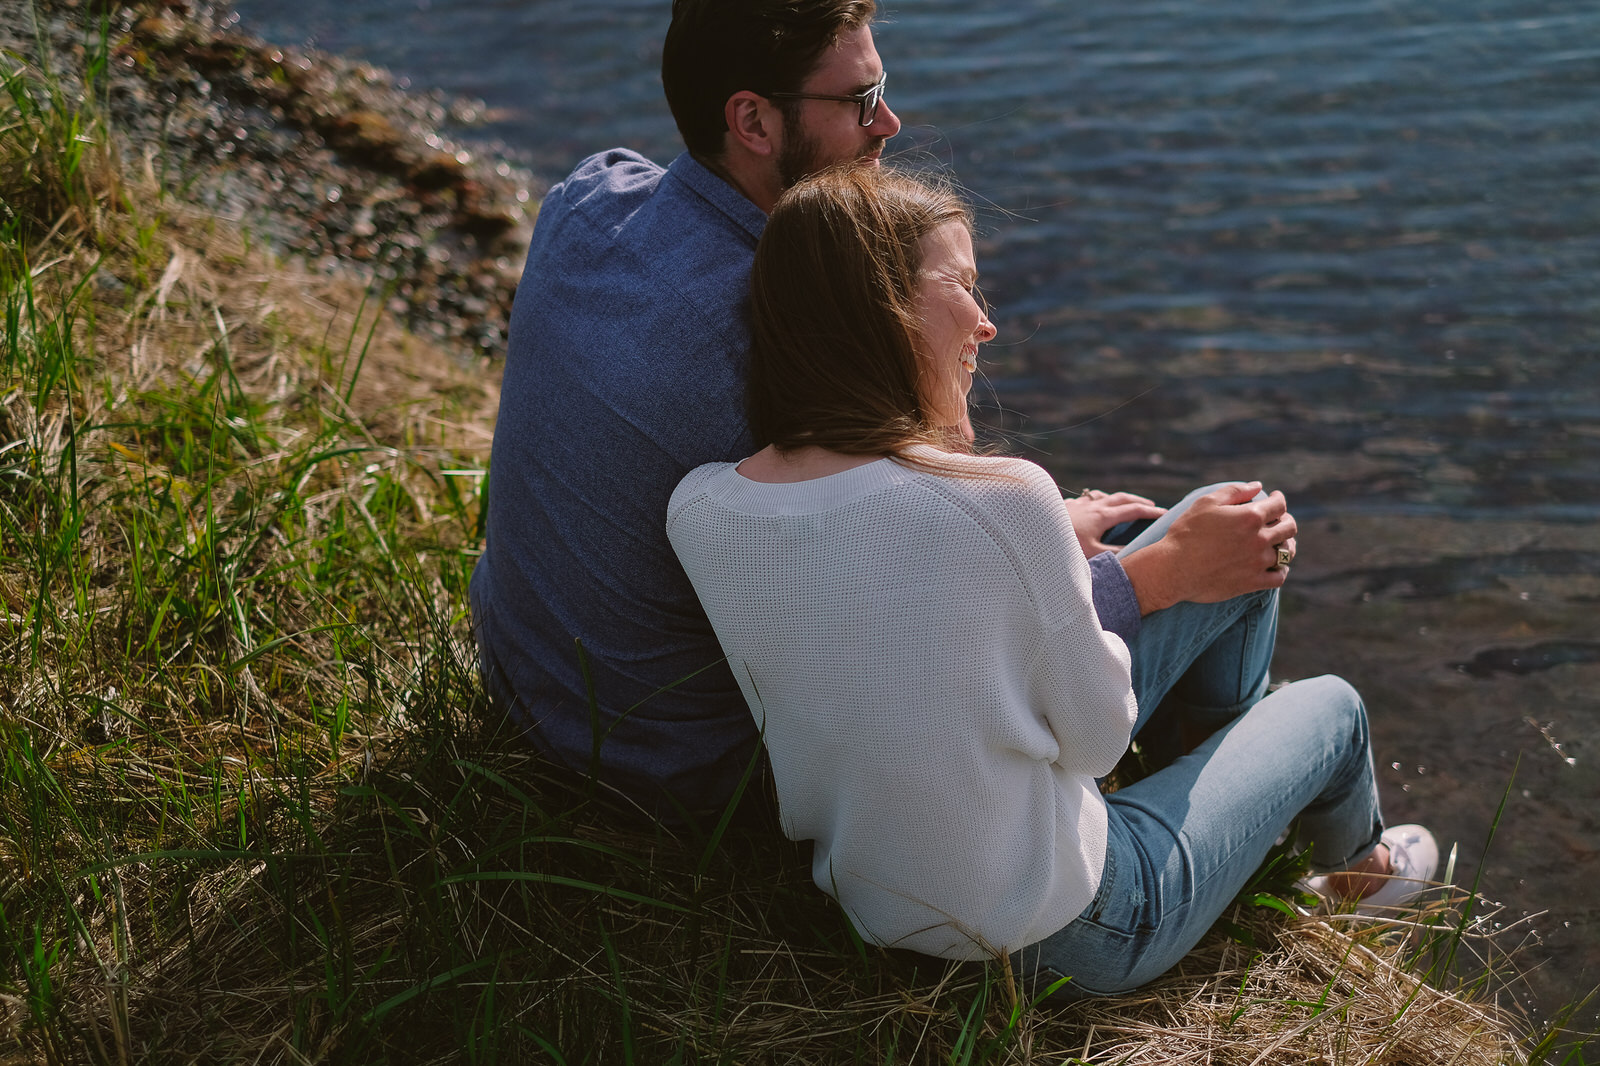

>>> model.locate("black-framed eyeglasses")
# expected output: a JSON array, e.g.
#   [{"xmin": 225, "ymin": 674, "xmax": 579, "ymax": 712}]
[{"xmin": 766, "ymin": 71, "xmax": 887, "ymax": 128}]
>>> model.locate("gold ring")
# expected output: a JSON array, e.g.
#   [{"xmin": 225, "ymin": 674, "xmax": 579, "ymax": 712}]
[{"xmin": 1275, "ymin": 545, "xmax": 1294, "ymax": 570}]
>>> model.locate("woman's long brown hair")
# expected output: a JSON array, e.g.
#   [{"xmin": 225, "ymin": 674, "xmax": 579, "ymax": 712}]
[{"xmin": 747, "ymin": 166, "xmax": 979, "ymax": 467}]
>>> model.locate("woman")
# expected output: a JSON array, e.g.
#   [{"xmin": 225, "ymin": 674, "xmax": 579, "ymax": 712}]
[{"xmin": 666, "ymin": 167, "xmax": 1438, "ymax": 995}]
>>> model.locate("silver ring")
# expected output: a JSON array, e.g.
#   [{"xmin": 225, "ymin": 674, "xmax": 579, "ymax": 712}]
[{"xmin": 1275, "ymin": 545, "xmax": 1294, "ymax": 570}]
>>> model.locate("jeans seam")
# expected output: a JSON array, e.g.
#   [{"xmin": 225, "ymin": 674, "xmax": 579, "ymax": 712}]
[{"xmin": 1299, "ymin": 715, "xmax": 1369, "ymax": 818}]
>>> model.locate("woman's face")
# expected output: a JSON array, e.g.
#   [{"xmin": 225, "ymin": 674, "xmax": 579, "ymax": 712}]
[{"xmin": 912, "ymin": 222, "xmax": 995, "ymax": 440}]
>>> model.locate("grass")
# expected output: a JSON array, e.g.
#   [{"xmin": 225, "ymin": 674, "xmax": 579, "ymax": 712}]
[{"xmin": 0, "ymin": 10, "xmax": 1585, "ymax": 1064}]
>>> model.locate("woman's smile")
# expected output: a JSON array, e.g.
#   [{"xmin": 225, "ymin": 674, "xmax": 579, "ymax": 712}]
[
  {"xmin": 913, "ymin": 221, "xmax": 995, "ymax": 427},
  {"xmin": 958, "ymin": 341, "xmax": 979, "ymax": 375}
]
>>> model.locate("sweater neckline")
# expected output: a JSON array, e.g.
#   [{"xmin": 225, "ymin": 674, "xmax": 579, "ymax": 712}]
[{"xmin": 712, "ymin": 458, "xmax": 913, "ymax": 515}]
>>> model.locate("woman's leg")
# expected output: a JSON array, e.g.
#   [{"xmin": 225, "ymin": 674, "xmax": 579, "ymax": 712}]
[
  {"xmin": 1013, "ymin": 675, "xmax": 1384, "ymax": 996},
  {"xmin": 1124, "ymin": 589, "xmax": 1278, "ymax": 737},
  {"xmin": 1116, "ymin": 484, "xmax": 1280, "ymax": 740}
]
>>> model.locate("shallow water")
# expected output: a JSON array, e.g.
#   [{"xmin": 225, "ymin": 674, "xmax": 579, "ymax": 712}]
[{"xmin": 234, "ymin": 0, "xmax": 1600, "ymax": 1037}]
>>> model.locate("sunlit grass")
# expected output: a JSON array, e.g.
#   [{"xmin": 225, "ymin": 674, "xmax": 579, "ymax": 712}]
[{"xmin": 0, "ymin": 14, "xmax": 1584, "ymax": 1065}]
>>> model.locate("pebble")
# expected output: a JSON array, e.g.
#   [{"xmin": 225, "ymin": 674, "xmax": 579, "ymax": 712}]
[{"xmin": 14, "ymin": 0, "xmax": 540, "ymax": 359}]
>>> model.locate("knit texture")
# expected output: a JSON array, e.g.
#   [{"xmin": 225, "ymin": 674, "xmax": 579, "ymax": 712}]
[{"xmin": 667, "ymin": 452, "xmax": 1138, "ymax": 959}]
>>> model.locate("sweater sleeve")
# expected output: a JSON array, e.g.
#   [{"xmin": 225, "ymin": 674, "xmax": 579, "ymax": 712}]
[{"xmin": 1000, "ymin": 464, "xmax": 1139, "ymax": 778}]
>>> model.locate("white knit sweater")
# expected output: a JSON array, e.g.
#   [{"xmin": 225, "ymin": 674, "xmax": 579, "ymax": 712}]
[{"xmin": 666, "ymin": 451, "xmax": 1137, "ymax": 960}]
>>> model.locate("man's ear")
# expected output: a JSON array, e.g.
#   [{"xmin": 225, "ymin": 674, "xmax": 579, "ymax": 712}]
[{"xmin": 724, "ymin": 90, "xmax": 781, "ymax": 159}]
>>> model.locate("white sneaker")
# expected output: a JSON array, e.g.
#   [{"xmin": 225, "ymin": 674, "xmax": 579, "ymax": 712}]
[
  {"xmin": 1298, "ymin": 824, "xmax": 1442, "ymax": 915},
  {"xmin": 1355, "ymin": 824, "xmax": 1441, "ymax": 914}
]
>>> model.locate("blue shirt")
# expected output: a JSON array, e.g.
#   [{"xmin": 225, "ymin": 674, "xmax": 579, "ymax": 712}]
[
  {"xmin": 471, "ymin": 147, "xmax": 1141, "ymax": 815},
  {"xmin": 471, "ymin": 150, "xmax": 767, "ymax": 812}
]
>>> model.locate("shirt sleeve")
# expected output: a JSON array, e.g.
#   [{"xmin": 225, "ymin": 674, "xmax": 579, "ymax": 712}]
[{"xmin": 1088, "ymin": 552, "xmax": 1142, "ymax": 641}]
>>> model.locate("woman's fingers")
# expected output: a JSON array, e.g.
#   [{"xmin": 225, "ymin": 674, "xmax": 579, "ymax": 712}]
[
  {"xmin": 1099, "ymin": 490, "xmax": 1159, "ymax": 507},
  {"xmin": 1097, "ymin": 499, "xmax": 1167, "ymax": 527},
  {"xmin": 1267, "ymin": 535, "xmax": 1299, "ymax": 572},
  {"xmin": 1067, "ymin": 493, "xmax": 1166, "ymax": 530}
]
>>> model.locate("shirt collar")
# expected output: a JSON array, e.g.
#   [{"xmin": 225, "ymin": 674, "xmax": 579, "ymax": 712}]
[{"xmin": 665, "ymin": 152, "xmax": 767, "ymax": 243}]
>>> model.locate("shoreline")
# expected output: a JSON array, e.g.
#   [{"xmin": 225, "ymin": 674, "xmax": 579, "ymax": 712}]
[
  {"xmin": 1, "ymin": 0, "xmax": 1585, "ymax": 1059},
  {"xmin": 14, "ymin": 0, "xmax": 536, "ymax": 357}
]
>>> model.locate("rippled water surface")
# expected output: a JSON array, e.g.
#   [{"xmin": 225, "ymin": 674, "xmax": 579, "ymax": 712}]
[{"xmin": 235, "ymin": 0, "xmax": 1600, "ymax": 1036}]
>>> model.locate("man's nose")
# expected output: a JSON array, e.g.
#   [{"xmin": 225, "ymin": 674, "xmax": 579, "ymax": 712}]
[{"xmin": 871, "ymin": 99, "xmax": 902, "ymax": 138}]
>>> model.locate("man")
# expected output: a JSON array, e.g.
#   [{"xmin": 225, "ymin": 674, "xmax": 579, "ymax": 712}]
[
  {"xmin": 471, "ymin": 0, "xmax": 1296, "ymax": 822},
  {"xmin": 471, "ymin": 0, "xmax": 896, "ymax": 821}
]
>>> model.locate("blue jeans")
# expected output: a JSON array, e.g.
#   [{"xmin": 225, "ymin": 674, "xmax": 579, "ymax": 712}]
[
  {"xmin": 1012, "ymin": 486, "xmax": 1384, "ymax": 997},
  {"xmin": 1119, "ymin": 493, "xmax": 1280, "ymax": 754}
]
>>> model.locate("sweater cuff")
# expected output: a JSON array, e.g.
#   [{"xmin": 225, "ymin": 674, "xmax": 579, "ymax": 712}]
[{"xmin": 1088, "ymin": 552, "xmax": 1142, "ymax": 640}]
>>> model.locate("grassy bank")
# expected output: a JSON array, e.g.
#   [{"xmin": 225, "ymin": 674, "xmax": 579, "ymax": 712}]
[{"xmin": 0, "ymin": 9, "xmax": 1575, "ymax": 1063}]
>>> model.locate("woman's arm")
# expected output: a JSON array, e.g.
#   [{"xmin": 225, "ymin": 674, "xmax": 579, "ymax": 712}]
[{"xmin": 985, "ymin": 462, "xmax": 1140, "ymax": 777}]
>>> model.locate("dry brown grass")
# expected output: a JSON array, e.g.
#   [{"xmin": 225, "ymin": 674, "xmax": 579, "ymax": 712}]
[
  {"xmin": 0, "ymin": 13, "xmax": 1555, "ymax": 1066},
  {"xmin": 32, "ymin": 709, "xmax": 1531, "ymax": 1065}
]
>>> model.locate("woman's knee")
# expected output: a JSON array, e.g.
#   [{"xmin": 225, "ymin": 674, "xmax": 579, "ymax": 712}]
[
  {"xmin": 1180, "ymin": 480, "xmax": 1267, "ymax": 508},
  {"xmin": 1295, "ymin": 673, "xmax": 1362, "ymax": 710},
  {"xmin": 1280, "ymin": 674, "xmax": 1369, "ymax": 746},
  {"xmin": 1117, "ymin": 481, "xmax": 1269, "ymax": 558},
  {"xmin": 1159, "ymin": 482, "xmax": 1241, "ymax": 525}
]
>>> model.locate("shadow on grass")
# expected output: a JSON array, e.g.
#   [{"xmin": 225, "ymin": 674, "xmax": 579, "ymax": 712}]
[{"xmin": 0, "ymin": 15, "xmax": 1574, "ymax": 1064}]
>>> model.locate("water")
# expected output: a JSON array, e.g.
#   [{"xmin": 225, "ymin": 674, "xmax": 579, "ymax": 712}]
[{"xmin": 233, "ymin": 0, "xmax": 1600, "ymax": 1037}]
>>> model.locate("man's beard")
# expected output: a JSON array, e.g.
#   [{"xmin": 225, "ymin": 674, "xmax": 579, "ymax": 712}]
[{"xmin": 776, "ymin": 118, "xmax": 884, "ymax": 190}]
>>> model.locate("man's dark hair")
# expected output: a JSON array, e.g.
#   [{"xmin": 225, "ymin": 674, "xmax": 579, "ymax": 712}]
[{"xmin": 663, "ymin": 0, "xmax": 876, "ymax": 159}]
